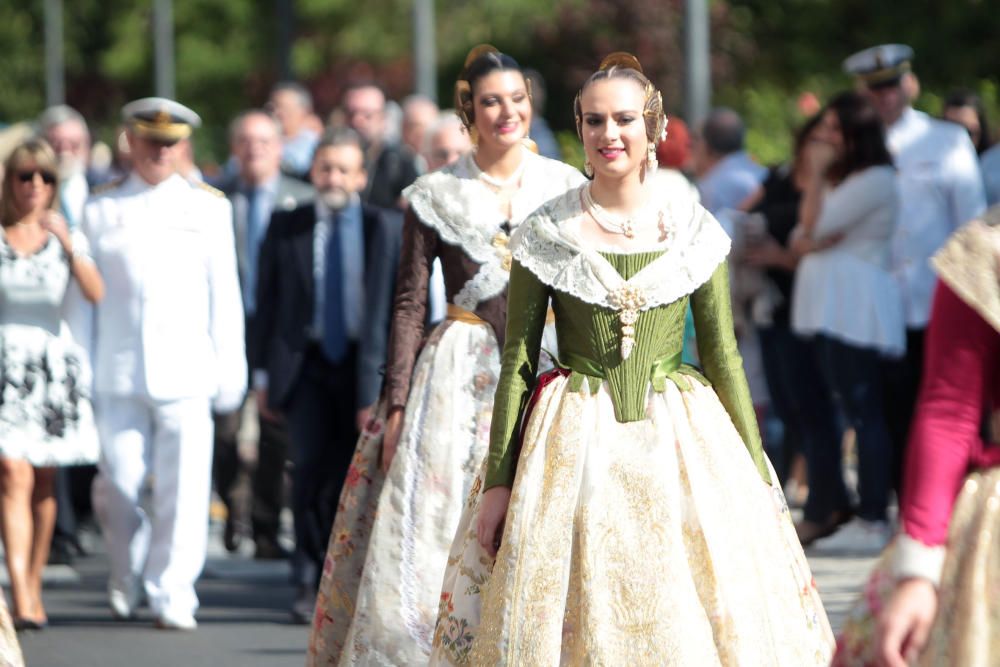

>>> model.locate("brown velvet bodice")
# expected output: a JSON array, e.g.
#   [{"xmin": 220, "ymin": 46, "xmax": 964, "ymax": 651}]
[{"xmin": 384, "ymin": 208, "xmax": 508, "ymax": 410}]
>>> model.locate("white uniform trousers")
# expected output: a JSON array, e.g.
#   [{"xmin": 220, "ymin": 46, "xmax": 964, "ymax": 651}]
[{"xmin": 92, "ymin": 393, "xmax": 213, "ymax": 617}]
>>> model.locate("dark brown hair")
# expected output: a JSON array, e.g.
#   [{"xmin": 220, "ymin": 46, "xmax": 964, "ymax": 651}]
[
  {"xmin": 574, "ymin": 52, "xmax": 666, "ymax": 145},
  {"xmin": 454, "ymin": 46, "xmax": 525, "ymax": 131},
  {"xmin": 824, "ymin": 91, "xmax": 893, "ymax": 184}
]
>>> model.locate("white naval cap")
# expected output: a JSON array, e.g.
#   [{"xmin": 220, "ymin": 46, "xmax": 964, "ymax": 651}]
[
  {"xmin": 843, "ymin": 44, "xmax": 914, "ymax": 88},
  {"xmin": 121, "ymin": 97, "xmax": 202, "ymax": 142}
]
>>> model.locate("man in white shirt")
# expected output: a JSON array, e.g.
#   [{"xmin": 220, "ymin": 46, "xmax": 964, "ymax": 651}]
[
  {"xmin": 693, "ymin": 108, "xmax": 767, "ymax": 215},
  {"xmin": 269, "ymin": 82, "xmax": 320, "ymax": 179},
  {"xmin": 844, "ymin": 44, "xmax": 987, "ymax": 490},
  {"xmin": 39, "ymin": 105, "xmax": 93, "ymax": 230},
  {"xmin": 84, "ymin": 98, "xmax": 246, "ymax": 630}
]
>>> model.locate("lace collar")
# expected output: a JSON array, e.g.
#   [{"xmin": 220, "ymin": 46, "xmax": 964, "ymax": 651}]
[
  {"xmin": 402, "ymin": 148, "xmax": 584, "ymax": 264},
  {"xmin": 510, "ymin": 184, "xmax": 732, "ymax": 312},
  {"xmin": 932, "ymin": 205, "xmax": 1000, "ymax": 334}
]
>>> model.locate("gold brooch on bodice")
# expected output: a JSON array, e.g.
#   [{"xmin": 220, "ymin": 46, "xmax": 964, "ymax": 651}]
[
  {"xmin": 607, "ymin": 284, "xmax": 647, "ymax": 360},
  {"xmin": 492, "ymin": 232, "xmax": 512, "ymax": 271}
]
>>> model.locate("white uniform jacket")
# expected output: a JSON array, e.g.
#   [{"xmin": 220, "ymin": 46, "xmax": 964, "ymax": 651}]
[
  {"xmin": 81, "ymin": 173, "xmax": 246, "ymax": 412},
  {"xmin": 888, "ymin": 108, "xmax": 987, "ymax": 328}
]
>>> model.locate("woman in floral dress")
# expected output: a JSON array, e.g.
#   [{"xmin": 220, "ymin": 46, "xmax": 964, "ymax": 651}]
[
  {"xmin": 306, "ymin": 46, "xmax": 583, "ymax": 665},
  {"xmin": 429, "ymin": 53, "xmax": 834, "ymax": 666},
  {"xmin": 0, "ymin": 138, "xmax": 103, "ymax": 658}
]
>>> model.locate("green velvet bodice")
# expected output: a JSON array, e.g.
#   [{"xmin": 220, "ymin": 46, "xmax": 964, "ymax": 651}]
[{"xmin": 484, "ymin": 250, "xmax": 769, "ymax": 490}]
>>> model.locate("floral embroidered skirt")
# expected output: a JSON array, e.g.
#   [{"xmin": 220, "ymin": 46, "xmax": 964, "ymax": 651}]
[
  {"xmin": 307, "ymin": 319, "xmax": 500, "ymax": 666},
  {"xmin": 0, "ymin": 324, "xmax": 98, "ymax": 467},
  {"xmin": 430, "ymin": 372, "xmax": 834, "ymax": 666},
  {"xmin": 834, "ymin": 467, "xmax": 1000, "ymax": 666}
]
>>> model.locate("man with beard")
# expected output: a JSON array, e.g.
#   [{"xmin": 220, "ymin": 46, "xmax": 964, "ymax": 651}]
[
  {"xmin": 39, "ymin": 105, "xmax": 98, "ymax": 230},
  {"xmin": 253, "ymin": 127, "xmax": 402, "ymax": 622}
]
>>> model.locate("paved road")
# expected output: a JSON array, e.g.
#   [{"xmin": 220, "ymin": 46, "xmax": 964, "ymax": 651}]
[
  {"xmin": 14, "ymin": 523, "xmax": 875, "ymax": 666},
  {"xmin": 17, "ymin": 524, "xmax": 307, "ymax": 667}
]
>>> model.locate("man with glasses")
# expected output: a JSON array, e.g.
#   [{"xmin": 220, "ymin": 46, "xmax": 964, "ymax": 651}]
[
  {"xmin": 341, "ymin": 82, "xmax": 419, "ymax": 210},
  {"xmin": 83, "ymin": 97, "xmax": 246, "ymax": 630}
]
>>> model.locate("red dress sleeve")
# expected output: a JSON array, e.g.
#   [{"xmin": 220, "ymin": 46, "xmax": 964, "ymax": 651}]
[{"xmin": 901, "ymin": 281, "xmax": 1000, "ymax": 546}]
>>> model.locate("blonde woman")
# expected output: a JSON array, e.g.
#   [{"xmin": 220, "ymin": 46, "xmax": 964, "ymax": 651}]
[
  {"xmin": 431, "ymin": 54, "xmax": 834, "ymax": 665},
  {"xmin": 0, "ymin": 139, "xmax": 102, "ymax": 644}
]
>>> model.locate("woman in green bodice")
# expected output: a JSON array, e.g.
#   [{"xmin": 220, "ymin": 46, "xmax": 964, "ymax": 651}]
[{"xmin": 429, "ymin": 54, "xmax": 834, "ymax": 666}]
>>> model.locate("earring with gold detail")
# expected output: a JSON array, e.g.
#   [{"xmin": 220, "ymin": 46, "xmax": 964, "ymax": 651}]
[
  {"xmin": 646, "ymin": 142, "xmax": 658, "ymax": 170},
  {"xmin": 584, "ymin": 159, "xmax": 594, "ymax": 178}
]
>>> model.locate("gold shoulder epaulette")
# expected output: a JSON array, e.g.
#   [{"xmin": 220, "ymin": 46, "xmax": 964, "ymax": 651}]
[
  {"xmin": 194, "ymin": 181, "xmax": 225, "ymax": 198},
  {"xmin": 91, "ymin": 176, "xmax": 127, "ymax": 195}
]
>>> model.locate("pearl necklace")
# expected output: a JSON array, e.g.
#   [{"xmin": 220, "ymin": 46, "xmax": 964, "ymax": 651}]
[
  {"xmin": 582, "ymin": 183, "xmax": 664, "ymax": 239},
  {"xmin": 472, "ymin": 155, "xmax": 526, "ymax": 190}
]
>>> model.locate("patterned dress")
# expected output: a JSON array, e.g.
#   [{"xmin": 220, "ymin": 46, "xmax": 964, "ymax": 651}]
[
  {"xmin": 0, "ymin": 230, "xmax": 98, "ymax": 466},
  {"xmin": 307, "ymin": 148, "xmax": 584, "ymax": 666},
  {"xmin": 430, "ymin": 186, "xmax": 834, "ymax": 665}
]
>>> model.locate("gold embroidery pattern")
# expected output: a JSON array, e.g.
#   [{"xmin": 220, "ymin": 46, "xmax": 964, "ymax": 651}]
[
  {"xmin": 436, "ymin": 378, "xmax": 832, "ymax": 665},
  {"xmin": 835, "ymin": 469, "xmax": 1000, "ymax": 666}
]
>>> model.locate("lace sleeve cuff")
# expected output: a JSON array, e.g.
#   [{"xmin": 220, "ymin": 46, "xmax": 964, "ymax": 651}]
[{"xmin": 893, "ymin": 533, "xmax": 946, "ymax": 587}]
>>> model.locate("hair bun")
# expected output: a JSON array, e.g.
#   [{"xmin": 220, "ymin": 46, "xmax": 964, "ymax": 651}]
[
  {"xmin": 463, "ymin": 44, "xmax": 500, "ymax": 69},
  {"xmin": 599, "ymin": 52, "xmax": 644, "ymax": 74}
]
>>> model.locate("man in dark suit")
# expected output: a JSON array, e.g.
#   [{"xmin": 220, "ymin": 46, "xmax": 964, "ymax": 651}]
[
  {"xmin": 213, "ymin": 110, "xmax": 314, "ymax": 558},
  {"xmin": 253, "ymin": 127, "xmax": 402, "ymax": 622}
]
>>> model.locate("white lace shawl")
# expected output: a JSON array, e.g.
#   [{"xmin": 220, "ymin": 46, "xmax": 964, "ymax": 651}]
[
  {"xmin": 403, "ymin": 150, "xmax": 585, "ymax": 310},
  {"xmin": 510, "ymin": 185, "xmax": 732, "ymax": 311}
]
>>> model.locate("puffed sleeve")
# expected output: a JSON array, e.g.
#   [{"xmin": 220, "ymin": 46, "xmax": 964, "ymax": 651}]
[
  {"xmin": 384, "ymin": 209, "xmax": 438, "ymax": 411},
  {"xmin": 207, "ymin": 196, "xmax": 248, "ymax": 412},
  {"xmin": 484, "ymin": 260, "xmax": 548, "ymax": 490},
  {"xmin": 895, "ymin": 281, "xmax": 1000, "ymax": 584},
  {"xmin": 691, "ymin": 261, "xmax": 771, "ymax": 484}
]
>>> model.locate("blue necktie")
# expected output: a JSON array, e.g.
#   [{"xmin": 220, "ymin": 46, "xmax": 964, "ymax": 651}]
[{"xmin": 322, "ymin": 213, "xmax": 347, "ymax": 364}]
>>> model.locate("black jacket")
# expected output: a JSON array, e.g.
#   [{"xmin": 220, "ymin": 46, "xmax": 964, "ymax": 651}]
[{"xmin": 253, "ymin": 201, "xmax": 402, "ymax": 409}]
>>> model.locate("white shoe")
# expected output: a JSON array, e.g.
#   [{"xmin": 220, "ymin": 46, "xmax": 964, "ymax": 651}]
[
  {"xmin": 108, "ymin": 580, "xmax": 141, "ymax": 620},
  {"xmin": 810, "ymin": 517, "xmax": 891, "ymax": 556},
  {"xmin": 155, "ymin": 609, "xmax": 198, "ymax": 631}
]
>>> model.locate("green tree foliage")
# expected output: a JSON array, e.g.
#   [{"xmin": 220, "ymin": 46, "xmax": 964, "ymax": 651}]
[{"xmin": 0, "ymin": 0, "xmax": 996, "ymax": 167}]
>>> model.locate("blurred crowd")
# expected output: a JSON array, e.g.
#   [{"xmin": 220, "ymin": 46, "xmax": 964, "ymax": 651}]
[{"xmin": 0, "ymin": 41, "xmax": 997, "ymax": 636}]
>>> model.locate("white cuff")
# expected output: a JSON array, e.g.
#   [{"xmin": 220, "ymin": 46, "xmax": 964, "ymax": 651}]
[{"xmin": 892, "ymin": 533, "xmax": 946, "ymax": 587}]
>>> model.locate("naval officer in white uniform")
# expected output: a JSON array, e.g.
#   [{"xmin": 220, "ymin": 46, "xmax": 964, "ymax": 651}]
[
  {"xmin": 83, "ymin": 98, "xmax": 246, "ymax": 630},
  {"xmin": 844, "ymin": 44, "xmax": 987, "ymax": 492}
]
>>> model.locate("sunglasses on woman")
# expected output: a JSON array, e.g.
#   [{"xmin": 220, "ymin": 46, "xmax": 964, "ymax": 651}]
[{"xmin": 16, "ymin": 170, "xmax": 56, "ymax": 185}]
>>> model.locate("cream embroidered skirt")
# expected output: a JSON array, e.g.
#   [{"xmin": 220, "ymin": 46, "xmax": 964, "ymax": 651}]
[
  {"xmin": 308, "ymin": 320, "xmax": 500, "ymax": 666},
  {"xmin": 431, "ymin": 373, "xmax": 834, "ymax": 666},
  {"xmin": 834, "ymin": 468, "xmax": 1000, "ymax": 666}
]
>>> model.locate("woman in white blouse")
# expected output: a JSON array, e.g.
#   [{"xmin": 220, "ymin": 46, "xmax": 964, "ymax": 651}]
[{"xmin": 790, "ymin": 91, "xmax": 903, "ymax": 554}]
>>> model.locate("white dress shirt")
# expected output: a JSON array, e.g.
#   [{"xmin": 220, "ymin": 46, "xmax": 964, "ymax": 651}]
[
  {"xmin": 887, "ymin": 107, "xmax": 986, "ymax": 328},
  {"xmin": 697, "ymin": 151, "xmax": 767, "ymax": 215}
]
